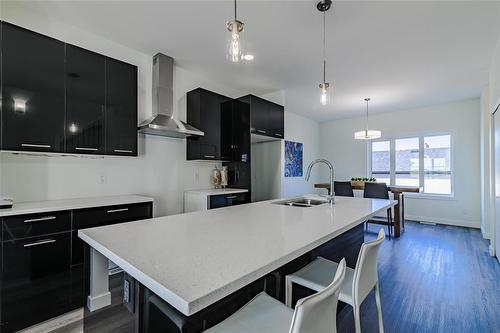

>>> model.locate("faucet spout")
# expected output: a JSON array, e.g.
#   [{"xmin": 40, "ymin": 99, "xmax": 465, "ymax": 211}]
[{"xmin": 305, "ymin": 158, "xmax": 335, "ymax": 204}]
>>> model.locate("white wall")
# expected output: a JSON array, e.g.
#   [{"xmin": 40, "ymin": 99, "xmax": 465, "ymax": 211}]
[
  {"xmin": 282, "ymin": 110, "xmax": 322, "ymax": 197},
  {"xmin": 251, "ymin": 141, "xmax": 281, "ymax": 202},
  {"xmin": 480, "ymin": 85, "xmax": 494, "ymax": 239},
  {"xmin": 258, "ymin": 91, "xmax": 322, "ymax": 198},
  {"xmin": 490, "ymin": 36, "xmax": 500, "ymax": 110},
  {"xmin": 0, "ymin": 4, "xmax": 319, "ymax": 215},
  {"xmin": 486, "ymin": 34, "xmax": 500, "ymax": 256},
  {"xmin": 320, "ymin": 99, "xmax": 481, "ymax": 228}
]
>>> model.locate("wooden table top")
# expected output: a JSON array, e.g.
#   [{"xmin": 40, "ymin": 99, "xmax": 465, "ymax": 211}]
[{"xmin": 314, "ymin": 182, "xmax": 422, "ymax": 193}]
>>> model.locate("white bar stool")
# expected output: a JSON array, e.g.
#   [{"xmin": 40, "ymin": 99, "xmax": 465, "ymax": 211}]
[
  {"xmin": 285, "ymin": 229, "xmax": 386, "ymax": 333},
  {"xmin": 204, "ymin": 259, "xmax": 347, "ymax": 333}
]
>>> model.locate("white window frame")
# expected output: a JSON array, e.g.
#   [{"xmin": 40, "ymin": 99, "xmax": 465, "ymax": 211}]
[{"xmin": 367, "ymin": 132, "xmax": 454, "ymax": 199}]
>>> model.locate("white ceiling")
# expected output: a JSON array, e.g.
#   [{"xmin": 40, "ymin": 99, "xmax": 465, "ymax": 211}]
[{"xmin": 9, "ymin": 1, "xmax": 500, "ymax": 121}]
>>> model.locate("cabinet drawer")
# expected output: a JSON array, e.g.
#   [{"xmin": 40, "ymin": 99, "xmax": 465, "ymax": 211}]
[
  {"xmin": 2, "ymin": 210, "xmax": 71, "ymax": 241},
  {"xmin": 209, "ymin": 193, "xmax": 248, "ymax": 209},
  {"xmin": 1, "ymin": 232, "xmax": 72, "ymax": 332},
  {"xmin": 73, "ymin": 202, "xmax": 152, "ymax": 229}
]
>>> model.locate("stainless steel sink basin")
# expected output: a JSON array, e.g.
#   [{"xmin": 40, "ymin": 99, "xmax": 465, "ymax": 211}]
[{"xmin": 273, "ymin": 197, "xmax": 328, "ymax": 208}]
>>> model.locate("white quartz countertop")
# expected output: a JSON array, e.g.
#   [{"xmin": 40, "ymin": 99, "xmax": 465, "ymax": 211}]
[
  {"xmin": 184, "ymin": 188, "xmax": 248, "ymax": 196},
  {"xmin": 0, "ymin": 195, "xmax": 153, "ymax": 217},
  {"xmin": 79, "ymin": 195, "xmax": 395, "ymax": 316}
]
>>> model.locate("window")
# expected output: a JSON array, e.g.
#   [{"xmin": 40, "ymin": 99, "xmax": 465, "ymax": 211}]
[
  {"xmin": 369, "ymin": 134, "xmax": 452, "ymax": 195},
  {"xmin": 424, "ymin": 135, "xmax": 451, "ymax": 194},
  {"xmin": 371, "ymin": 141, "xmax": 391, "ymax": 185},
  {"xmin": 395, "ymin": 137, "xmax": 420, "ymax": 187}
]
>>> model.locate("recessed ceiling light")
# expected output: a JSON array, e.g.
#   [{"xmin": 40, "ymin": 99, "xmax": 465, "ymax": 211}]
[{"xmin": 243, "ymin": 54, "xmax": 254, "ymax": 61}]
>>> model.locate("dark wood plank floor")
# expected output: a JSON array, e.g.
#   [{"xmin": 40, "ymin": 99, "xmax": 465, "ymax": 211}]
[{"xmin": 337, "ymin": 221, "xmax": 500, "ymax": 333}]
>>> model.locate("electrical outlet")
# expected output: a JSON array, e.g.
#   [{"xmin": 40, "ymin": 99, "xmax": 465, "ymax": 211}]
[
  {"xmin": 100, "ymin": 173, "xmax": 107, "ymax": 184},
  {"xmin": 194, "ymin": 171, "xmax": 199, "ymax": 182},
  {"xmin": 123, "ymin": 279, "xmax": 130, "ymax": 303}
]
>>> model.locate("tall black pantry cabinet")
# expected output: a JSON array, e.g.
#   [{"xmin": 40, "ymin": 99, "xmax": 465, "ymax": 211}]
[{"xmin": 221, "ymin": 100, "xmax": 251, "ymax": 191}]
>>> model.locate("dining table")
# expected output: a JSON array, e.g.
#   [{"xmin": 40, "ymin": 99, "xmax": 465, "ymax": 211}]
[{"xmin": 314, "ymin": 182, "xmax": 422, "ymax": 237}]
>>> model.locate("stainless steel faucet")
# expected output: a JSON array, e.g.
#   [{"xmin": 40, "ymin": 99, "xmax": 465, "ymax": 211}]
[{"xmin": 305, "ymin": 159, "xmax": 335, "ymax": 204}]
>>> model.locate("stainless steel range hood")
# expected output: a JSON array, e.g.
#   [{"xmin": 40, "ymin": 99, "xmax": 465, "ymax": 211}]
[{"xmin": 138, "ymin": 53, "xmax": 204, "ymax": 138}]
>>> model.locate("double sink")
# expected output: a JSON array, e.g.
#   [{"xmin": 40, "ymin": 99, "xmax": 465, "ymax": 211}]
[{"xmin": 273, "ymin": 197, "xmax": 329, "ymax": 208}]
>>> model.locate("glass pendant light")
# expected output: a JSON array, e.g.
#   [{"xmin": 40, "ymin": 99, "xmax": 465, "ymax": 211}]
[
  {"xmin": 354, "ymin": 98, "xmax": 382, "ymax": 140},
  {"xmin": 226, "ymin": 0, "xmax": 244, "ymax": 62},
  {"xmin": 317, "ymin": 0, "xmax": 332, "ymax": 106}
]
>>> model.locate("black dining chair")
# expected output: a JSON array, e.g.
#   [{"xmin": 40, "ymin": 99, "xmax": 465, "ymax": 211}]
[
  {"xmin": 334, "ymin": 181, "xmax": 354, "ymax": 197},
  {"xmin": 363, "ymin": 182, "xmax": 393, "ymax": 239}
]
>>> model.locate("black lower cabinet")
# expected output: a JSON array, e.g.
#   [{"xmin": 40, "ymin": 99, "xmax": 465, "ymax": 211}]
[
  {"xmin": 0, "ymin": 200, "xmax": 153, "ymax": 332},
  {"xmin": 209, "ymin": 192, "xmax": 248, "ymax": 209},
  {"xmin": 1, "ymin": 232, "xmax": 72, "ymax": 333}
]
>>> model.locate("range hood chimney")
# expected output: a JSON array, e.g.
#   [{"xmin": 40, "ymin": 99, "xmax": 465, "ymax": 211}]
[{"xmin": 138, "ymin": 53, "xmax": 204, "ymax": 138}]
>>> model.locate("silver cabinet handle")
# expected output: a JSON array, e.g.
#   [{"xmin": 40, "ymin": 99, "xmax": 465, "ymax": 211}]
[
  {"xmin": 257, "ymin": 130, "xmax": 267, "ymax": 134},
  {"xmin": 24, "ymin": 216, "xmax": 56, "ymax": 223},
  {"xmin": 114, "ymin": 149, "xmax": 133, "ymax": 153},
  {"xmin": 204, "ymin": 155, "xmax": 215, "ymax": 159},
  {"xmin": 75, "ymin": 147, "xmax": 98, "ymax": 151},
  {"xmin": 107, "ymin": 208, "xmax": 129, "ymax": 213},
  {"xmin": 274, "ymin": 133, "xmax": 283, "ymax": 137},
  {"xmin": 21, "ymin": 143, "xmax": 51, "ymax": 148},
  {"xmin": 226, "ymin": 195, "xmax": 237, "ymax": 199},
  {"xmin": 24, "ymin": 239, "xmax": 56, "ymax": 248}
]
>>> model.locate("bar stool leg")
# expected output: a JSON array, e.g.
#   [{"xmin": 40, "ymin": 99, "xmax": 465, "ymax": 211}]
[
  {"xmin": 285, "ymin": 276, "xmax": 293, "ymax": 308},
  {"xmin": 375, "ymin": 282, "xmax": 385, "ymax": 333},
  {"xmin": 386, "ymin": 209, "xmax": 392, "ymax": 239},
  {"xmin": 401, "ymin": 193, "xmax": 405, "ymax": 230},
  {"xmin": 353, "ymin": 305, "xmax": 362, "ymax": 333}
]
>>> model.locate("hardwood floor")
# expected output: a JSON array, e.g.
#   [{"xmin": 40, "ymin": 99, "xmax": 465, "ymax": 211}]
[{"xmin": 337, "ymin": 221, "xmax": 500, "ymax": 333}]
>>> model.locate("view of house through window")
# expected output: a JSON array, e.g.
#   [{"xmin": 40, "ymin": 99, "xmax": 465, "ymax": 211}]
[
  {"xmin": 424, "ymin": 135, "xmax": 452, "ymax": 194},
  {"xmin": 395, "ymin": 137, "xmax": 420, "ymax": 187},
  {"xmin": 370, "ymin": 134, "xmax": 452, "ymax": 194},
  {"xmin": 371, "ymin": 141, "xmax": 391, "ymax": 185}
]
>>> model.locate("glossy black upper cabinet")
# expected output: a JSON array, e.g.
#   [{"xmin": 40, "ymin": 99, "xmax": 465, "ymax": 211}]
[
  {"xmin": 238, "ymin": 95, "xmax": 284, "ymax": 139},
  {"xmin": 66, "ymin": 45, "xmax": 105, "ymax": 154},
  {"xmin": 187, "ymin": 88, "xmax": 231, "ymax": 160},
  {"xmin": 1, "ymin": 22, "xmax": 65, "ymax": 152},
  {"xmin": 221, "ymin": 100, "xmax": 250, "ymax": 162},
  {"xmin": 105, "ymin": 58, "xmax": 138, "ymax": 156},
  {"xmin": 268, "ymin": 102, "xmax": 284, "ymax": 139}
]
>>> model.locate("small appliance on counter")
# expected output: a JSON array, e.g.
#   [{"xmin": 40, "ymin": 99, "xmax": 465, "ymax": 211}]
[{"xmin": 0, "ymin": 198, "xmax": 14, "ymax": 209}]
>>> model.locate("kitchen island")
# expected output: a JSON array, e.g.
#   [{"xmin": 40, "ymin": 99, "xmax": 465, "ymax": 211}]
[{"xmin": 79, "ymin": 195, "xmax": 395, "ymax": 332}]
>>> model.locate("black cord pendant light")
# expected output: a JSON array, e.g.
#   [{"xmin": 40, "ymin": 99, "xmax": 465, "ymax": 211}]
[{"xmin": 317, "ymin": 0, "xmax": 332, "ymax": 106}]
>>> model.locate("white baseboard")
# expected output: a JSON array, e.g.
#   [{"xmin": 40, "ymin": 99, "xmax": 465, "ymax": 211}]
[
  {"xmin": 481, "ymin": 230, "xmax": 492, "ymax": 240},
  {"xmin": 405, "ymin": 214, "xmax": 480, "ymax": 229},
  {"xmin": 87, "ymin": 291, "xmax": 111, "ymax": 312}
]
